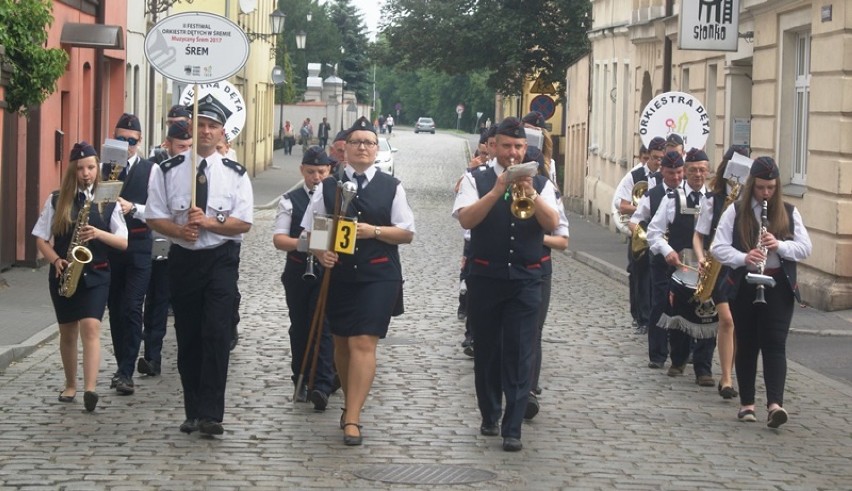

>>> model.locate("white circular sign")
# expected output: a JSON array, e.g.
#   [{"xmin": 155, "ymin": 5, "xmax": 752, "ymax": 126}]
[
  {"xmin": 456, "ymin": 104, "xmax": 465, "ymax": 115},
  {"xmin": 145, "ymin": 12, "xmax": 250, "ymax": 84},
  {"xmin": 638, "ymin": 91, "xmax": 710, "ymax": 150},
  {"xmin": 180, "ymin": 81, "xmax": 247, "ymax": 143}
]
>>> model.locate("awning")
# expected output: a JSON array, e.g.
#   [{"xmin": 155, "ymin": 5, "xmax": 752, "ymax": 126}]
[{"xmin": 60, "ymin": 23, "xmax": 124, "ymax": 50}]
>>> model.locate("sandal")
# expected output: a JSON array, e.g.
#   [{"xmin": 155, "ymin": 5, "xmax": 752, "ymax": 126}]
[
  {"xmin": 717, "ymin": 383, "xmax": 738, "ymax": 400},
  {"xmin": 737, "ymin": 408, "xmax": 756, "ymax": 422},
  {"xmin": 339, "ymin": 408, "xmax": 346, "ymax": 430},
  {"xmin": 767, "ymin": 407, "xmax": 788, "ymax": 429},
  {"xmin": 342, "ymin": 422, "xmax": 363, "ymax": 446}
]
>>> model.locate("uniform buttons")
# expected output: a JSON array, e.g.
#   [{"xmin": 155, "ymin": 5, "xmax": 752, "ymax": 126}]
[
  {"xmin": 511, "ymin": 223, "xmax": 516, "ymax": 227},
  {"xmin": 508, "ymin": 263, "xmax": 512, "ymax": 267},
  {"xmin": 510, "ymin": 236, "xmax": 515, "ymax": 240},
  {"xmin": 509, "ymin": 249, "xmax": 514, "ymax": 254},
  {"xmin": 354, "ymin": 265, "xmax": 358, "ymax": 269}
]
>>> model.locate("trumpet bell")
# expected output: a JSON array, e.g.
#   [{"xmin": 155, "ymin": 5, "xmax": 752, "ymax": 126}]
[{"xmin": 511, "ymin": 197, "xmax": 535, "ymax": 220}]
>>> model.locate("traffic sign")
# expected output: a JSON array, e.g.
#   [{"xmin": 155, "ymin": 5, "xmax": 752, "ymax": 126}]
[
  {"xmin": 145, "ymin": 12, "xmax": 250, "ymax": 84},
  {"xmin": 530, "ymin": 95, "xmax": 556, "ymax": 120}
]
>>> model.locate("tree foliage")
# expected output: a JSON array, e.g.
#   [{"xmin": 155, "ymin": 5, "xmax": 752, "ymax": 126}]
[
  {"xmin": 0, "ymin": 0, "xmax": 69, "ymax": 114},
  {"xmin": 379, "ymin": 0, "xmax": 590, "ymax": 98},
  {"xmin": 376, "ymin": 65, "xmax": 495, "ymax": 130}
]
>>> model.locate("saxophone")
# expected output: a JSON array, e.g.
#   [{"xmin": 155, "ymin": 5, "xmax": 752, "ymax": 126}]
[
  {"xmin": 693, "ymin": 180, "xmax": 740, "ymax": 303},
  {"xmin": 58, "ymin": 198, "xmax": 94, "ymax": 298}
]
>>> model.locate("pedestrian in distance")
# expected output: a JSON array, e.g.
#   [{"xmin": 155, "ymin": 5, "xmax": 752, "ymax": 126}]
[
  {"xmin": 453, "ymin": 117, "xmax": 560, "ymax": 451},
  {"xmin": 32, "ymin": 142, "xmax": 129, "ymax": 412},
  {"xmin": 302, "ymin": 117, "xmax": 415, "ymax": 446},
  {"xmin": 145, "ymin": 95, "xmax": 254, "ymax": 437},
  {"xmin": 711, "ymin": 156, "xmax": 812, "ymax": 428}
]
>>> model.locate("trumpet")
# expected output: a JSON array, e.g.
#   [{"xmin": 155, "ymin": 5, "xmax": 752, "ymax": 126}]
[{"xmin": 507, "ymin": 158, "xmax": 536, "ymax": 220}]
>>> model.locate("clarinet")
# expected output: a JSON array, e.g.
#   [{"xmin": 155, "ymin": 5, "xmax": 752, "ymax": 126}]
[{"xmin": 753, "ymin": 199, "xmax": 769, "ymax": 304}]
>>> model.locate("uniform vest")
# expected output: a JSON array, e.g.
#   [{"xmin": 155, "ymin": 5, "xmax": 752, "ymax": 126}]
[
  {"xmin": 666, "ymin": 190, "xmax": 708, "ymax": 252},
  {"xmin": 468, "ymin": 168, "xmax": 548, "ymax": 280},
  {"xmin": 731, "ymin": 202, "xmax": 800, "ymax": 302},
  {"xmin": 321, "ymin": 172, "xmax": 402, "ymax": 283},
  {"xmin": 118, "ymin": 158, "xmax": 154, "ymax": 252},
  {"xmin": 631, "ymin": 167, "xmax": 648, "ymax": 186},
  {"xmin": 640, "ymin": 183, "xmax": 668, "ymax": 230},
  {"xmin": 51, "ymin": 192, "xmax": 115, "ymax": 288},
  {"xmin": 283, "ymin": 188, "xmax": 320, "ymax": 276},
  {"xmin": 709, "ymin": 190, "xmax": 728, "ymax": 242}
]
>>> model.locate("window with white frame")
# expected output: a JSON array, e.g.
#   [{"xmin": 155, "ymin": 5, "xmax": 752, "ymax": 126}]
[{"xmin": 791, "ymin": 30, "xmax": 810, "ymax": 184}]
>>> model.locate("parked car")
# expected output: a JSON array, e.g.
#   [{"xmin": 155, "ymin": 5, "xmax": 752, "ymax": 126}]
[
  {"xmin": 374, "ymin": 137, "xmax": 397, "ymax": 176},
  {"xmin": 414, "ymin": 117, "xmax": 435, "ymax": 134}
]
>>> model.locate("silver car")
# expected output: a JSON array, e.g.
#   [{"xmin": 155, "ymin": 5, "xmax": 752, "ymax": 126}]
[
  {"xmin": 374, "ymin": 137, "xmax": 397, "ymax": 176},
  {"xmin": 414, "ymin": 117, "xmax": 435, "ymax": 134}
]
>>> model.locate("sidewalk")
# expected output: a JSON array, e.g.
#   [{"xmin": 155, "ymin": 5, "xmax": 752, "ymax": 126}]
[{"xmin": 1, "ymin": 142, "xmax": 850, "ymax": 373}]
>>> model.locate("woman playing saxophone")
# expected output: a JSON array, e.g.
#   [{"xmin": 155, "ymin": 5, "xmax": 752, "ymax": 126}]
[
  {"xmin": 692, "ymin": 145, "xmax": 748, "ymax": 400},
  {"xmin": 32, "ymin": 142, "xmax": 128, "ymax": 412},
  {"xmin": 710, "ymin": 157, "xmax": 811, "ymax": 428}
]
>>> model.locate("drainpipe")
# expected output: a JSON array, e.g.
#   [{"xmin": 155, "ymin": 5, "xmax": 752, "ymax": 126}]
[
  {"xmin": 93, "ymin": 2, "xmax": 106, "ymax": 152},
  {"xmin": 663, "ymin": 0, "xmax": 673, "ymax": 92}
]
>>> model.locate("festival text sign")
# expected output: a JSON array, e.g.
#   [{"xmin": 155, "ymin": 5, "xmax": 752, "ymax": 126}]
[{"xmin": 180, "ymin": 82, "xmax": 247, "ymax": 143}]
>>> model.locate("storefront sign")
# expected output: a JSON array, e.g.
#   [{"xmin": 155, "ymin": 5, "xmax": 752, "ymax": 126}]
[{"xmin": 679, "ymin": 0, "xmax": 740, "ymax": 52}]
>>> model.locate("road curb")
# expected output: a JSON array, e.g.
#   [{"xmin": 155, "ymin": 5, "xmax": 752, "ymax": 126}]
[
  {"xmin": 0, "ymin": 323, "xmax": 58, "ymax": 372},
  {"xmin": 568, "ymin": 250, "xmax": 629, "ymax": 286}
]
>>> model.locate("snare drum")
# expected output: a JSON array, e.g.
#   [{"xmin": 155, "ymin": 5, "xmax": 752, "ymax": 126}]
[
  {"xmin": 657, "ymin": 267, "xmax": 718, "ymax": 339},
  {"xmin": 151, "ymin": 237, "xmax": 171, "ymax": 261}
]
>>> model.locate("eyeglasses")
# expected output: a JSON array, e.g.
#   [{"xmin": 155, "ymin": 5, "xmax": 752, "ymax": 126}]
[
  {"xmin": 346, "ymin": 140, "xmax": 378, "ymax": 148},
  {"xmin": 115, "ymin": 135, "xmax": 140, "ymax": 146}
]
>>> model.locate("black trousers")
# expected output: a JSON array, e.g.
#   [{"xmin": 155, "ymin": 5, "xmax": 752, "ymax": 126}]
[
  {"xmin": 468, "ymin": 275, "xmax": 540, "ymax": 439},
  {"xmin": 168, "ymin": 242, "xmax": 239, "ymax": 423},
  {"xmin": 648, "ymin": 255, "xmax": 670, "ymax": 363},
  {"xmin": 282, "ymin": 268, "xmax": 335, "ymax": 393},
  {"xmin": 628, "ymin": 242, "xmax": 651, "ymax": 327},
  {"xmin": 530, "ymin": 274, "xmax": 552, "ymax": 391},
  {"xmin": 108, "ymin": 249, "xmax": 152, "ymax": 378},
  {"xmin": 142, "ymin": 258, "xmax": 170, "ymax": 363},
  {"xmin": 730, "ymin": 273, "xmax": 794, "ymax": 407}
]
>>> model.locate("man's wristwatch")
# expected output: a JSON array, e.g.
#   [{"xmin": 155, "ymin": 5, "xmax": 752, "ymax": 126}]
[
  {"xmin": 129, "ymin": 204, "xmax": 137, "ymax": 217},
  {"xmin": 216, "ymin": 212, "xmax": 226, "ymax": 224},
  {"xmin": 374, "ymin": 226, "xmax": 382, "ymax": 238}
]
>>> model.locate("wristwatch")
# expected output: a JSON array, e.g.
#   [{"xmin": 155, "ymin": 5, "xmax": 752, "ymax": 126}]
[
  {"xmin": 129, "ymin": 204, "xmax": 137, "ymax": 217},
  {"xmin": 216, "ymin": 212, "xmax": 226, "ymax": 224},
  {"xmin": 374, "ymin": 226, "xmax": 382, "ymax": 238}
]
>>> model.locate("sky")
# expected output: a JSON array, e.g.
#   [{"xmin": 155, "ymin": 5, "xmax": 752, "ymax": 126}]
[{"xmin": 348, "ymin": 0, "xmax": 384, "ymax": 40}]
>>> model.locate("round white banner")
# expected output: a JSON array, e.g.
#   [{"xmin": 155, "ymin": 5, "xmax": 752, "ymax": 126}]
[
  {"xmin": 145, "ymin": 12, "xmax": 250, "ymax": 84},
  {"xmin": 180, "ymin": 82, "xmax": 246, "ymax": 143},
  {"xmin": 639, "ymin": 91, "xmax": 710, "ymax": 151}
]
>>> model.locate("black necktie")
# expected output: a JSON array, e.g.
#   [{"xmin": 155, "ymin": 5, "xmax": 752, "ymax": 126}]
[
  {"xmin": 688, "ymin": 191, "xmax": 701, "ymax": 208},
  {"xmin": 649, "ymin": 171, "xmax": 661, "ymax": 182},
  {"xmin": 354, "ymin": 173, "xmax": 367, "ymax": 191},
  {"xmin": 196, "ymin": 159, "xmax": 208, "ymax": 210},
  {"xmin": 76, "ymin": 192, "xmax": 86, "ymax": 204}
]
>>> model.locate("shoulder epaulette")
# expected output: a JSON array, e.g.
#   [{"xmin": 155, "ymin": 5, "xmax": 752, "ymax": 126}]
[
  {"xmin": 222, "ymin": 158, "xmax": 247, "ymax": 176},
  {"xmin": 160, "ymin": 154, "xmax": 185, "ymax": 173}
]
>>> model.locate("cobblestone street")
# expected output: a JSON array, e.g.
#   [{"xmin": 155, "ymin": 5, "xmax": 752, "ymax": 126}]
[{"xmin": 0, "ymin": 130, "xmax": 850, "ymax": 489}]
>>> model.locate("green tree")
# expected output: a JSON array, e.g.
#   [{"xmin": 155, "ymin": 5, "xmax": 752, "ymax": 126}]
[
  {"xmin": 380, "ymin": 0, "xmax": 590, "ymax": 98},
  {"xmin": 328, "ymin": 0, "xmax": 372, "ymax": 102},
  {"xmin": 0, "ymin": 0, "xmax": 68, "ymax": 114}
]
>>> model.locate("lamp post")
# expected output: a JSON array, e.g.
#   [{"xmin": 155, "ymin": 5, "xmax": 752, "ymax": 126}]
[{"xmin": 339, "ymin": 47, "xmax": 346, "ymax": 130}]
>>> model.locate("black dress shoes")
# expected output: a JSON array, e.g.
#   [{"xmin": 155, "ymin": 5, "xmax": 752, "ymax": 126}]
[
  {"xmin": 83, "ymin": 391, "xmax": 99, "ymax": 412},
  {"xmin": 342, "ymin": 423, "xmax": 363, "ymax": 446},
  {"xmin": 524, "ymin": 393, "xmax": 540, "ymax": 420},
  {"xmin": 198, "ymin": 420, "xmax": 224, "ymax": 436},
  {"xmin": 309, "ymin": 389, "xmax": 329, "ymax": 411},
  {"xmin": 480, "ymin": 422, "xmax": 500, "ymax": 436},
  {"xmin": 180, "ymin": 418, "xmax": 199, "ymax": 434},
  {"xmin": 58, "ymin": 390, "xmax": 76, "ymax": 403},
  {"xmin": 502, "ymin": 437, "xmax": 523, "ymax": 452},
  {"xmin": 137, "ymin": 358, "xmax": 161, "ymax": 376},
  {"xmin": 115, "ymin": 376, "xmax": 135, "ymax": 395}
]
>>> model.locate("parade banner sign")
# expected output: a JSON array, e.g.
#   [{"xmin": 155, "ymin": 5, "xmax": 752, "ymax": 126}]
[
  {"xmin": 145, "ymin": 12, "xmax": 250, "ymax": 84},
  {"xmin": 679, "ymin": 0, "xmax": 740, "ymax": 52},
  {"xmin": 639, "ymin": 91, "xmax": 710, "ymax": 150},
  {"xmin": 180, "ymin": 82, "xmax": 246, "ymax": 143}
]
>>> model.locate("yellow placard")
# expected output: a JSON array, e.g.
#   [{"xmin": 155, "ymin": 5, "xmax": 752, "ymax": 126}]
[{"xmin": 334, "ymin": 218, "xmax": 357, "ymax": 255}]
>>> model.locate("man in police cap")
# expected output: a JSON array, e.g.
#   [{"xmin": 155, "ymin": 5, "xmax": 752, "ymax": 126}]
[
  {"xmin": 138, "ymin": 120, "xmax": 193, "ymax": 378},
  {"xmin": 103, "ymin": 113, "xmax": 155, "ymax": 396},
  {"xmin": 145, "ymin": 94, "xmax": 253, "ymax": 436},
  {"xmin": 273, "ymin": 146, "xmax": 337, "ymax": 410},
  {"xmin": 453, "ymin": 117, "xmax": 560, "ymax": 452}
]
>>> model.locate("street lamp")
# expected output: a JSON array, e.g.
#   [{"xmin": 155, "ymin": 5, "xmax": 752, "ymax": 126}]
[
  {"xmin": 244, "ymin": 9, "xmax": 286, "ymax": 41},
  {"xmin": 296, "ymin": 31, "xmax": 306, "ymax": 50}
]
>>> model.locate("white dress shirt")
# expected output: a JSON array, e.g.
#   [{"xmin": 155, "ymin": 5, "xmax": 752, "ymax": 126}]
[
  {"xmin": 710, "ymin": 199, "xmax": 812, "ymax": 271},
  {"xmin": 647, "ymin": 184, "xmax": 706, "ymax": 257},
  {"xmin": 273, "ymin": 184, "xmax": 313, "ymax": 236},
  {"xmin": 32, "ymin": 188, "xmax": 128, "ymax": 241},
  {"xmin": 301, "ymin": 165, "xmax": 416, "ymax": 233},
  {"xmin": 452, "ymin": 163, "xmax": 560, "ymax": 219},
  {"xmin": 144, "ymin": 151, "xmax": 254, "ymax": 250}
]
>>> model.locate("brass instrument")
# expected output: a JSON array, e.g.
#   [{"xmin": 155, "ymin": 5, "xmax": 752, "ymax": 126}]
[
  {"xmin": 693, "ymin": 179, "xmax": 741, "ymax": 303},
  {"xmin": 508, "ymin": 158, "xmax": 536, "ymax": 220},
  {"xmin": 58, "ymin": 198, "xmax": 94, "ymax": 298},
  {"xmin": 628, "ymin": 181, "xmax": 650, "ymax": 259},
  {"xmin": 746, "ymin": 199, "xmax": 776, "ymax": 303}
]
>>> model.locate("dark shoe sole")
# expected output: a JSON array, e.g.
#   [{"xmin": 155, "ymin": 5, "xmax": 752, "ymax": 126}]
[
  {"xmin": 198, "ymin": 420, "xmax": 224, "ymax": 435},
  {"xmin": 58, "ymin": 391, "xmax": 76, "ymax": 403},
  {"xmin": 480, "ymin": 424, "xmax": 499, "ymax": 436},
  {"xmin": 524, "ymin": 397, "xmax": 540, "ymax": 420},
  {"xmin": 767, "ymin": 408, "xmax": 788, "ymax": 428},
  {"xmin": 648, "ymin": 361, "xmax": 665, "ymax": 369},
  {"xmin": 718, "ymin": 385, "xmax": 739, "ymax": 399},
  {"xmin": 737, "ymin": 409, "xmax": 756, "ymax": 422},
  {"xmin": 180, "ymin": 419, "xmax": 199, "ymax": 434},
  {"xmin": 83, "ymin": 391, "xmax": 99, "ymax": 412},
  {"xmin": 137, "ymin": 358, "xmax": 161, "ymax": 376},
  {"xmin": 309, "ymin": 390, "xmax": 329, "ymax": 411},
  {"xmin": 502, "ymin": 437, "xmax": 523, "ymax": 451},
  {"xmin": 342, "ymin": 423, "xmax": 363, "ymax": 446},
  {"xmin": 116, "ymin": 384, "xmax": 135, "ymax": 396}
]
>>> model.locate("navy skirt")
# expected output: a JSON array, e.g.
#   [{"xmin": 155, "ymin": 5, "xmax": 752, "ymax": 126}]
[
  {"xmin": 48, "ymin": 267, "xmax": 109, "ymax": 324},
  {"xmin": 325, "ymin": 280, "xmax": 400, "ymax": 338}
]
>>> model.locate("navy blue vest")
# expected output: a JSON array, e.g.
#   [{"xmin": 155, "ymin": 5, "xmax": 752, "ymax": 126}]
[
  {"xmin": 283, "ymin": 188, "xmax": 319, "ymax": 276},
  {"xmin": 321, "ymin": 172, "xmax": 402, "ymax": 283},
  {"xmin": 631, "ymin": 167, "xmax": 648, "ymax": 186},
  {"xmin": 666, "ymin": 190, "xmax": 707, "ymax": 252},
  {"xmin": 468, "ymin": 168, "xmax": 548, "ymax": 280},
  {"xmin": 731, "ymin": 202, "xmax": 799, "ymax": 302},
  {"xmin": 640, "ymin": 183, "xmax": 668, "ymax": 229},
  {"xmin": 119, "ymin": 158, "xmax": 154, "ymax": 252},
  {"xmin": 709, "ymin": 190, "xmax": 728, "ymax": 242},
  {"xmin": 51, "ymin": 192, "xmax": 115, "ymax": 288}
]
